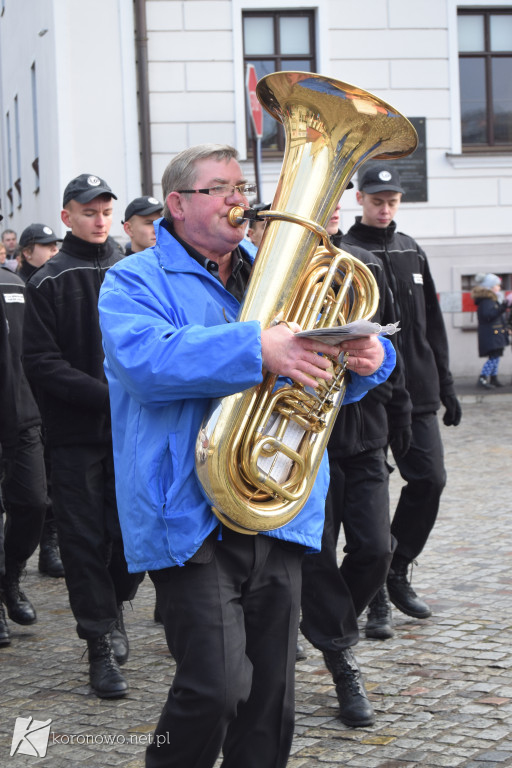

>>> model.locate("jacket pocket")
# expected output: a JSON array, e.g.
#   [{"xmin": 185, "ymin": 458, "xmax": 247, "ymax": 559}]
[{"xmin": 158, "ymin": 432, "xmax": 180, "ymax": 515}]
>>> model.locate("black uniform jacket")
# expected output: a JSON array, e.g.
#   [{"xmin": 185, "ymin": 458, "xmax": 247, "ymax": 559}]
[
  {"xmin": 343, "ymin": 218, "xmax": 455, "ymax": 414},
  {"xmin": 327, "ymin": 233, "xmax": 412, "ymax": 459},
  {"xmin": 0, "ymin": 267, "xmax": 41, "ymax": 434},
  {"xmin": 22, "ymin": 233, "xmax": 123, "ymax": 448},
  {"xmin": 0, "ymin": 296, "xmax": 19, "ymax": 461}
]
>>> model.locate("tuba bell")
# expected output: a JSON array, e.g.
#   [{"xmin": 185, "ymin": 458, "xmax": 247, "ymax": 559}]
[{"xmin": 195, "ymin": 71, "xmax": 417, "ymax": 534}]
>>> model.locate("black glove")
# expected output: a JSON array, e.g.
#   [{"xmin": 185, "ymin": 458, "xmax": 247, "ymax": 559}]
[
  {"xmin": 441, "ymin": 393, "xmax": 462, "ymax": 427},
  {"xmin": 389, "ymin": 424, "xmax": 412, "ymax": 460}
]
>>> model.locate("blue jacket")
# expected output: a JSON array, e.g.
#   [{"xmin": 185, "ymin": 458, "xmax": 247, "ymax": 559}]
[{"xmin": 98, "ymin": 219, "xmax": 396, "ymax": 573}]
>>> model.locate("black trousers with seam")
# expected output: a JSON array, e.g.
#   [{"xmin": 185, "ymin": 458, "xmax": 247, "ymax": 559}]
[
  {"xmin": 2, "ymin": 425, "xmax": 48, "ymax": 566},
  {"xmin": 301, "ymin": 447, "xmax": 395, "ymax": 653},
  {"xmin": 147, "ymin": 530, "xmax": 303, "ymax": 768},
  {"xmin": 50, "ymin": 442, "xmax": 142, "ymax": 640},
  {"xmin": 391, "ymin": 411, "xmax": 446, "ymax": 563}
]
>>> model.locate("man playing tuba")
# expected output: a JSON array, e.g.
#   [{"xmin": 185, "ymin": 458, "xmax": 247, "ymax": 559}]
[{"xmin": 99, "ymin": 143, "xmax": 396, "ymax": 768}]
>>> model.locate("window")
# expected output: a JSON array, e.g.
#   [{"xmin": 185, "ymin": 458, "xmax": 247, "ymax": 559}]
[
  {"xmin": 462, "ymin": 273, "xmax": 512, "ymax": 292},
  {"xmin": 31, "ymin": 62, "xmax": 40, "ymax": 192},
  {"xmin": 458, "ymin": 8, "xmax": 512, "ymax": 150},
  {"xmin": 5, "ymin": 110, "xmax": 13, "ymax": 216},
  {"xmin": 243, "ymin": 10, "xmax": 316, "ymax": 154},
  {"xmin": 14, "ymin": 95, "xmax": 22, "ymax": 207}
]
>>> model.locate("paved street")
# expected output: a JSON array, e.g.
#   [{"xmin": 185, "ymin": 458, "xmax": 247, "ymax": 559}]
[{"xmin": 1, "ymin": 390, "xmax": 512, "ymax": 767}]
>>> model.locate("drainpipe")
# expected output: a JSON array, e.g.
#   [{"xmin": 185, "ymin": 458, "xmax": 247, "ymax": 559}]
[{"xmin": 134, "ymin": 0, "xmax": 153, "ymax": 195}]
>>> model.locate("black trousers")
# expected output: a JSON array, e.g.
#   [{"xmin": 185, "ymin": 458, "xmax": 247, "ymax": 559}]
[
  {"xmin": 147, "ymin": 530, "xmax": 303, "ymax": 768},
  {"xmin": 0, "ymin": 487, "xmax": 6, "ymax": 575},
  {"xmin": 50, "ymin": 442, "xmax": 142, "ymax": 640},
  {"xmin": 2, "ymin": 425, "xmax": 48, "ymax": 564},
  {"xmin": 392, "ymin": 411, "xmax": 446, "ymax": 562},
  {"xmin": 301, "ymin": 448, "xmax": 394, "ymax": 653}
]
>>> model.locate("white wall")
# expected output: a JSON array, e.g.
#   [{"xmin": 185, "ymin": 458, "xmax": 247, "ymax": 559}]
[
  {"xmin": 51, "ymin": 0, "xmax": 141, "ymax": 239},
  {"xmin": 1, "ymin": 0, "xmax": 511, "ymax": 376},
  {"xmin": 0, "ymin": 0, "xmax": 61, "ymax": 234},
  {"xmin": 0, "ymin": 0, "xmax": 141, "ymax": 241}
]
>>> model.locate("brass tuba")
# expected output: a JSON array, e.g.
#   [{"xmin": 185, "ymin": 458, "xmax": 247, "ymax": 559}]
[{"xmin": 195, "ymin": 71, "xmax": 417, "ymax": 534}]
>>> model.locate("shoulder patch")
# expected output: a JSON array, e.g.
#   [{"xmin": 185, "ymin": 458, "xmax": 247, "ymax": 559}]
[
  {"xmin": 412, "ymin": 273, "xmax": 423, "ymax": 285},
  {"xmin": 3, "ymin": 292, "xmax": 25, "ymax": 303}
]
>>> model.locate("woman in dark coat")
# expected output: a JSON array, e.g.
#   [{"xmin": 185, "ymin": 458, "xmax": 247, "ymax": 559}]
[{"xmin": 471, "ymin": 272, "xmax": 510, "ymax": 388}]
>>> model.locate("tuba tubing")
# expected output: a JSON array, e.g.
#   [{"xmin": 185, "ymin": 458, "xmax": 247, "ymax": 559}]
[{"xmin": 195, "ymin": 71, "xmax": 417, "ymax": 534}]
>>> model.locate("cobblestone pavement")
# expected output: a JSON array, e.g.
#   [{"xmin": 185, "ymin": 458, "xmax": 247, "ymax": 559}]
[{"xmin": 1, "ymin": 394, "xmax": 512, "ymax": 767}]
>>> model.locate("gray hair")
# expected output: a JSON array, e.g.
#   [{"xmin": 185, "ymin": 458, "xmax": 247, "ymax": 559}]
[{"xmin": 161, "ymin": 144, "xmax": 239, "ymax": 221}]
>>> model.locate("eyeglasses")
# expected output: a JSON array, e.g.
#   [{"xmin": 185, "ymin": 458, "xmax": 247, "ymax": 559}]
[{"xmin": 177, "ymin": 183, "xmax": 257, "ymax": 198}]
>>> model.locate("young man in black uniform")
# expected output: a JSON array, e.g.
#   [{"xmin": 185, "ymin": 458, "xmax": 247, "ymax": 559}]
[
  {"xmin": 17, "ymin": 223, "xmax": 64, "ymax": 578},
  {"xmin": 300, "ymin": 197, "xmax": 412, "ymax": 727},
  {"xmin": 122, "ymin": 195, "xmax": 163, "ymax": 256},
  {"xmin": 0, "ymin": 251, "xmax": 49, "ymax": 644},
  {"xmin": 343, "ymin": 165, "xmax": 462, "ymax": 631},
  {"xmin": 0, "ymin": 290, "xmax": 18, "ymax": 645},
  {"xmin": 22, "ymin": 174, "xmax": 143, "ymax": 698}
]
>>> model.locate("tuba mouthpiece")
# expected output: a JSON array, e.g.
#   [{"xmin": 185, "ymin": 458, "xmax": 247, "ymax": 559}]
[{"xmin": 227, "ymin": 206, "xmax": 248, "ymax": 227}]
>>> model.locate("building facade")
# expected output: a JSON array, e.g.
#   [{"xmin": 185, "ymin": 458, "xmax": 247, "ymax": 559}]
[{"xmin": 1, "ymin": 0, "xmax": 511, "ymax": 376}]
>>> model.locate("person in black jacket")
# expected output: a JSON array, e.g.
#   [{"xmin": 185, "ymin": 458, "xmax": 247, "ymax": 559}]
[
  {"xmin": 22, "ymin": 174, "xmax": 143, "ymax": 699},
  {"xmin": 17, "ymin": 223, "xmax": 60, "ymax": 283},
  {"xmin": 471, "ymin": 272, "xmax": 510, "ymax": 388},
  {"xmin": 17, "ymin": 223, "xmax": 65, "ymax": 579},
  {"xmin": 0, "ymin": 222, "xmax": 29, "ymax": 646},
  {"xmin": 300, "ymin": 197, "xmax": 412, "ymax": 727},
  {"xmin": 0, "ymin": 264, "xmax": 49, "ymax": 644},
  {"xmin": 343, "ymin": 165, "xmax": 462, "ymax": 631},
  {"xmin": 122, "ymin": 195, "xmax": 162, "ymax": 256}
]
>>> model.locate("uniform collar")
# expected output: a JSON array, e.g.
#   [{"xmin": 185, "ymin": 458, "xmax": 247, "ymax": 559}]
[
  {"xmin": 62, "ymin": 231, "xmax": 115, "ymax": 261},
  {"xmin": 353, "ymin": 217, "xmax": 397, "ymax": 242}
]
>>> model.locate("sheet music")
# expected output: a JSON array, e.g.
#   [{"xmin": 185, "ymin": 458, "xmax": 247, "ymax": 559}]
[{"xmin": 295, "ymin": 320, "xmax": 400, "ymax": 345}]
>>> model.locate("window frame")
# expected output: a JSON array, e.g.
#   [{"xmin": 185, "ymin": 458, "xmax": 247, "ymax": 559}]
[
  {"xmin": 31, "ymin": 62, "xmax": 40, "ymax": 193},
  {"xmin": 458, "ymin": 7, "xmax": 512, "ymax": 152},
  {"xmin": 242, "ymin": 9, "xmax": 317, "ymax": 157}
]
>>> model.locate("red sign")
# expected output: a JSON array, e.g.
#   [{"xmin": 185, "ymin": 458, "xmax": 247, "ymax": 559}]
[{"xmin": 246, "ymin": 65, "xmax": 263, "ymax": 139}]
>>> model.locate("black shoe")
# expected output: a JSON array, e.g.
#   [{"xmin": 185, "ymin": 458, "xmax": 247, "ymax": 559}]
[
  {"xmin": 1, "ymin": 561, "xmax": 37, "ymax": 625},
  {"xmin": 111, "ymin": 604, "xmax": 129, "ymax": 665},
  {"xmin": 478, "ymin": 375, "xmax": 495, "ymax": 389},
  {"xmin": 386, "ymin": 558, "xmax": 431, "ymax": 619},
  {"xmin": 0, "ymin": 603, "xmax": 11, "ymax": 647},
  {"xmin": 38, "ymin": 520, "xmax": 65, "ymax": 578},
  {"xmin": 88, "ymin": 635, "xmax": 128, "ymax": 699},
  {"xmin": 490, "ymin": 375, "xmax": 504, "ymax": 387},
  {"xmin": 323, "ymin": 648, "xmax": 375, "ymax": 727},
  {"xmin": 296, "ymin": 643, "xmax": 307, "ymax": 661},
  {"xmin": 365, "ymin": 587, "xmax": 394, "ymax": 640}
]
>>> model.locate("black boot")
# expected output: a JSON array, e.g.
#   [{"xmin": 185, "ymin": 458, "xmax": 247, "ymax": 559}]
[
  {"xmin": 490, "ymin": 375, "xmax": 504, "ymax": 387},
  {"xmin": 1, "ymin": 560, "xmax": 37, "ymax": 625},
  {"xmin": 478, "ymin": 375, "xmax": 495, "ymax": 389},
  {"xmin": 38, "ymin": 519, "xmax": 65, "ymax": 578},
  {"xmin": 386, "ymin": 557, "xmax": 431, "ymax": 619},
  {"xmin": 87, "ymin": 635, "xmax": 128, "ymax": 699},
  {"xmin": 0, "ymin": 602, "xmax": 11, "ymax": 647},
  {"xmin": 110, "ymin": 604, "xmax": 129, "ymax": 665},
  {"xmin": 365, "ymin": 586, "xmax": 394, "ymax": 640},
  {"xmin": 323, "ymin": 648, "xmax": 375, "ymax": 727}
]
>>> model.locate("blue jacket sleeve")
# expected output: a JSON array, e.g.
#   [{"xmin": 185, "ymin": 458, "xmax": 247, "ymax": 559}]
[{"xmin": 99, "ymin": 273, "xmax": 264, "ymax": 407}]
